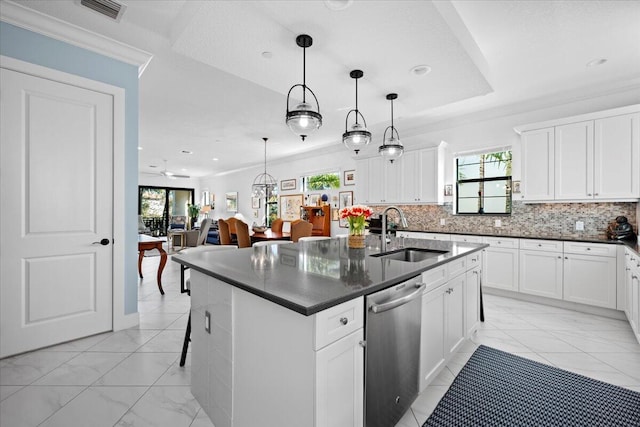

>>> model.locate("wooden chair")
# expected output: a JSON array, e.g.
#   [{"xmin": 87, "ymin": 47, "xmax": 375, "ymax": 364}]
[
  {"xmin": 226, "ymin": 217, "xmax": 239, "ymax": 244},
  {"xmin": 235, "ymin": 220, "xmax": 252, "ymax": 248},
  {"xmin": 291, "ymin": 220, "xmax": 313, "ymax": 242},
  {"xmin": 271, "ymin": 218, "xmax": 284, "ymax": 233},
  {"xmin": 217, "ymin": 218, "xmax": 232, "ymax": 245}
]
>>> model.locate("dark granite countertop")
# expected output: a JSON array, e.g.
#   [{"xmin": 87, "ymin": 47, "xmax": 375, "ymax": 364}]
[{"xmin": 172, "ymin": 236, "xmax": 486, "ymax": 316}]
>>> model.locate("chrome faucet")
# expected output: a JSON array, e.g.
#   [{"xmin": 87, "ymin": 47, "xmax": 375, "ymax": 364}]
[{"xmin": 381, "ymin": 205, "xmax": 408, "ymax": 252}]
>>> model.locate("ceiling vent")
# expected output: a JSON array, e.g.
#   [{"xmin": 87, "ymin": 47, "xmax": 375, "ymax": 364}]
[{"xmin": 80, "ymin": 0, "xmax": 126, "ymax": 21}]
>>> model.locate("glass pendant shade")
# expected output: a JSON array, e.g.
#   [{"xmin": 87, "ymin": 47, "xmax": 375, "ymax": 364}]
[
  {"xmin": 343, "ymin": 69, "xmax": 371, "ymax": 154},
  {"xmin": 378, "ymin": 93, "xmax": 404, "ymax": 163},
  {"xmin": 251, "ymin": 138, "xmax": 278, "ymax": 199},
  {"xmin": 286, "ymin": 34, "xmax": 322, "ymax": 141}
]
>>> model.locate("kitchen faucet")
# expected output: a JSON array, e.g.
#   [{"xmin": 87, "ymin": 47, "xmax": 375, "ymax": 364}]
[{"xmin": 381, "ymin": 205, "xmax": 408, "ymax": 252}]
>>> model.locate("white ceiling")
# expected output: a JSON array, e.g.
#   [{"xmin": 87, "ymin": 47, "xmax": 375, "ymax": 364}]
[{"xmin": 8, "ymin": 0, "xmax": 640, "ymax": 178}]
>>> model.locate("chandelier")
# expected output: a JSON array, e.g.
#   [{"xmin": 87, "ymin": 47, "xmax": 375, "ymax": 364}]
[
  {"xmin": 286, "ymin": 34, "xmax": 322, "ymax": 141},
  {"xmin": 251, "ymin": 137, "xmax": 277, "ymax": 198},
  {"xmin": 343, "ymin": 69, "xmax": 371, "ymax": 154},
  {"xmin": 379, "ymin": 93, "xmax": 404, "ymax": 163}
]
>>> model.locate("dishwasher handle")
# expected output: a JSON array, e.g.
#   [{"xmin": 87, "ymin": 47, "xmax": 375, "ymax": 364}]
[{"xmin": 370, "ymin": 283, "xmax": 426, "ymax": 314}]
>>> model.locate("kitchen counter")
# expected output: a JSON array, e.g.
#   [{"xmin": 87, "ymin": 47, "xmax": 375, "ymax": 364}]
[{"xmin": 172, "ymin": 235, "xmax": 486, "ymax": 315}]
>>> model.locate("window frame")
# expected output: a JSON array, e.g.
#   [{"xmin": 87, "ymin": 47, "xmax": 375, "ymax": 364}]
[{"xmin": 455, "ymin": 151, "xmax": 512, "ymax": 216}]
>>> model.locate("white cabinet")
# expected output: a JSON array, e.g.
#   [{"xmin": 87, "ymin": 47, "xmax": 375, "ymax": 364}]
[
  {"xmin": 450, "ymin": 234, "xmax": 484, "ymax": 243},
  {"xmin": 482, "ymin": 237, "xmax": 519, "ymax": 291},
  {"xmin": 315, "ymin": 330, "xmax": 364, "ymax": 427},
  {"xmin": 555, "ymin": 120, "xmax": 593, "ymax": 200},
  {"xmin": 355, "ymin": 158, "xmax": 369, "ymax": 205},
  {"xmin": 519, "ymin": 239, "xmax": 563, "ymax": 299},
  {"xmin": 465, "ymin": 264, "xmax": 481, "ymax": 337},
  {"xmin": 521, "ymin": 127, "xmax": 555, "ymax": 201},
  {"xmin": 624, "ymin": 249, "xmax": 640, "ymax": 344},
  {"xmin": 518, "ymin": 107, "xmax": 640, "ymax": 202},
  {"xmin": 396, "ymin": 231, "xmax": 450, "ymax": 241},
  {"xmin": 594, "ymin": 113, "xmax": 640, "ymax": 199},
  {"xmin": 563, "ymin": 242, "xmax": 617, "ymax": 309},
  {"xmin": 362, "ymin": 156, "xmax": 401, "ymax": 204},
  {"xmin": 400, "ymin": 145, "xmax": 445, "ymax": 204},
  {"xmin": 445, "ymin": 274, "xmax": 466, "ymax": 356},
  {"xmin": 420, "ymin": 285, "xmax": 446, "ymax": 391}
]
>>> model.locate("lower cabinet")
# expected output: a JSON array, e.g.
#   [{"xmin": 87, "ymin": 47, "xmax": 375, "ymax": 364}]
[
  {"xmin": 420, "ymin": 286, "xmax": 446, "ymax": 391},
  {"xmin": 466, "ymin": 265, "xmax": 481, "ymax": 336},
  {"xmin": 190, "ymin": 271, "xmax": 364, "ymax": 427},
  {"xmin": 518, "ymin": 239, "xmax": 564, "ymax": 299},
  {"xmin": 624, "ymin": 249, "xmax": 640, "ymax": 343},
  {"xmin": 445, "ymin": 274, "xmax": 466, "ymax": 355},
  {"xmin": 563, "ymin": 242, "xmax": 617, "ymax": 309},
  {"xmin": 482, "ymin": 237, "xmax": 519, "ymax": 291}
]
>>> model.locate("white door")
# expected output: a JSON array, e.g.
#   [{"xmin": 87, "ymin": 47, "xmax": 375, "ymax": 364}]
[{"xmin": 0, "ymin": 67, "xmax": 113, "ymax": 357}]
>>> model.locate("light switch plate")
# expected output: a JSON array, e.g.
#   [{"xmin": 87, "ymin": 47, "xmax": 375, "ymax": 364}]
[
  {"xmin": 440, "ymin": 218, "xmax": 446, "ymax": 226},
  {"xmin": 576, "ymin": 221, "xmax": 584, "ymax": 231},
  {"xmin": 494, "ymin": 219, "xmax": 502, "ymax": 227}
]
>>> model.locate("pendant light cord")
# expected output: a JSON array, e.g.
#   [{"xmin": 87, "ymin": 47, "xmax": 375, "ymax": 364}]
[
  {"xmin": 354, "ymin": 77, "xmax": 359, "ymax": 125},
  {"xmin": 302, "ymin": 46, "xmax": 307, "ymax": 103}
]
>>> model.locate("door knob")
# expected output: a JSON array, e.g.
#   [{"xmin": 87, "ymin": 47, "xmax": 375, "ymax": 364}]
[{"xmin": 92, "ymin": 238, "xmax": 110, "ymax": 246}]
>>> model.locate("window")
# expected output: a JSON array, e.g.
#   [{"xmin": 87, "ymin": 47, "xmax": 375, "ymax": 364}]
[
  {"xmin": 302, "ymin": 172, "xmax": 340, "ymax": 192},
  {"xmin": 456, "ymin": 150, "xmax": 512, "ymax": 214}
]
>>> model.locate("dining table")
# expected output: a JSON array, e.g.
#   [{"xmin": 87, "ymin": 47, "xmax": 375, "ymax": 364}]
[
  {"xmin": 250, "ymin": 229, "xmax": 291, "ymax": 243},
  {"xmin": 137, "ymin": 234, "xmax": 167, "ymax": 295}
]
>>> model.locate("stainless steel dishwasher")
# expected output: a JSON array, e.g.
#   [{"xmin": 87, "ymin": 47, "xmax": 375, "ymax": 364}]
[{"xmin": 365, "ymin": 276, "xmax": 425, "ymax": 427}]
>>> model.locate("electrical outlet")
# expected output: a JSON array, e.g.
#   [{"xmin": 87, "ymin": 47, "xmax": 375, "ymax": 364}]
[
  {"xmin": 440, "ymin": 218, "xmax": 446, "ymax": 226},
  {"xmin": 205, "ymin": 310, "xmax": 211, "ymax": 334},
  {"xmin": 575, "ymin": 221, "xmax": 584, "ymax": 231},
  {"xmin": 494, "ymin": 219, "xmax": 502, "ymax": 227}
]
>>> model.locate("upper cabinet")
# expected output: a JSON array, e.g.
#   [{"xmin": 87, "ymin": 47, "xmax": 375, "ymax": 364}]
[
  {"xmin": 356, "ymin": 143, "xmax": 446, "ymax": 205},
  {"xmin": 517, "ymin": 106, "xmax": 640, "ymax": 202}
]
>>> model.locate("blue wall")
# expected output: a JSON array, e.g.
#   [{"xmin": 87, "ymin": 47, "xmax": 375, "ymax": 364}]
[{"xmin": 1, "ymin": 22, "xmax": 140, "ymax": 315}]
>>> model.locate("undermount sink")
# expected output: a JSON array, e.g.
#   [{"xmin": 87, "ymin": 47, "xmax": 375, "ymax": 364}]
[{"xmin": 371, "ymin": 247, "xmax": 448, "ymax": 263}]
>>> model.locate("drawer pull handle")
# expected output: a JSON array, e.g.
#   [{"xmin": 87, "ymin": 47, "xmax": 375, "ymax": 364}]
[
  {"xmin": 538, "ymin": 244, "xmax": 542, "ymax": 247},
  {"xmin": 586, "ymin": 247, "xmax": 591, "ymax": 251},
  {"xmin": 339, "ymin": 317, "xmax": 348, "ymax": 325}
]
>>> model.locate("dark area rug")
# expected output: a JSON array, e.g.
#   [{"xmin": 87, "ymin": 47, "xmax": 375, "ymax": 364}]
[{"xmin": 423, "ymin": 345, "xmax": 640, "ymax": 427}]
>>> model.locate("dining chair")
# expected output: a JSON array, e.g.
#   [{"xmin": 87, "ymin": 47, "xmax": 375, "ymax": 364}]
[
  {"xmin": 217, "ymin": 218, "xmax": 232, "ymax": 245},
  {"xmin": 252, "ymin": 240, "xmax": 292, "ymax": 247},
  {"xmin": 177, "ymin": 244, "xmax": 237, "ymax": 366},
  {"xmin": 271, "ymin": 218, "xmax": 284, "ymax": 233},
  {"xmin": 291, "ymin": 220, "xmax": 314, "ymax": 242},
  {"xmin": 235, "ymin": 220, "xmax": 252, "ymax": 248},
  {"xmin": 298, "ymin": 236, "xmax": 331, "ymax": 242}
]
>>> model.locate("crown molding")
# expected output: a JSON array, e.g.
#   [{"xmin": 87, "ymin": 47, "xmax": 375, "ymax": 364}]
[{"xmin": 0, "ymin": 0, "xmax": 153, "ymax": 76}]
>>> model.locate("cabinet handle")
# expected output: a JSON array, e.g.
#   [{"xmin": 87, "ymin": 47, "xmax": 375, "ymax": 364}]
[
  {"xmin": 626, "ymin": 267, "xmax": 631, "ymax": 271},
  {"xmin": 557, "ymin": 256, "xmax": 562, "ymax": 259},
  {"xmin": 594, "ymin": 193, "xmax": 599, "ymax": 196},
  {"xmin": 565, "ymin": 256, "xmax": 568, "ymax": 259},
  {"xmin": 633, "ymin": 275, "xmax": 638, "ymax": 280},
  {"xmin": 359, "ymin": 340, "xmax": 366, "ymax": 348},
  {"xmin": 586, "ymin": 247, "xmax": 591, "ymax": 251},
  {"xmin": 538, "ymin": 244, "xmax": 542, "ymax": 247},
  {"xmin": 473, "ymin": 271, "xmax": 479, "ymax": 275},
  {"xmin": 339, "ymin": 317, "xmax": 348, "ymax": 325}
]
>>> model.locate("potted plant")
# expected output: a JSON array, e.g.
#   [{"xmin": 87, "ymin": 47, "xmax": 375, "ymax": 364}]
[
  {"xmin": 339, "ymin": 204, "xmax": 372, "ymax": 248},
  {"xmin": 188, "ymin": 203, "xmax": 201, "ymax": 229}
]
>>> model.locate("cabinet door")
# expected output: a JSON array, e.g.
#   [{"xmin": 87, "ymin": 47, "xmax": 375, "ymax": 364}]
[
  {"xmin": 420, "ymin": 287, "xmax": 445, "ymax": 391},
  {"xmin": 400, "ymin": 151, "xmax": 420, "ymax": 202},
  {"xmin": 418, "ymin": 148, "xmax": 439, "ymax": 203},
  {"xmin": 355, "ymin": 159, "xmax": 370, "ymax": 204},
  {"xmin": 555, "ymin": 121, "xmax": 593, "ymax": 200},
  {"xmin": 521, "ymin": 127, "xmax": 555, "ymax": 201},
  {"xmin": 625, "ymin": 259, "xmax": 633, "ymax": 320},
  {"xmin": 384, "ymin": 160, "xmax": 401, "ymax": 203},
  {"xmin": 465, "ymin": 266, "xmax": 481, "ymax": 337},
  {"xmin": 445, "ymin": 274, "xmax": 465, "ymax": 355},
  {"xmin": 563, "ymin": 254, "xmax": 617, "ymax": 309},
  {"xmin": 367, "ymin": 157, "xmax": 385, "ymax": 203},
  {"xmin": 315, "ymin": 329, "xmax": 364, "ymax": 427},
  {"xmin": 594, "ymin": 112, "xmax": 640, "ymax": 199},
  {"xmin": 519, "ymin": 250, "xmax": 563, "ymax": 299},
  {"xmin": 483, "ymin": 247, "xmax": 519, "ymax": 291}
]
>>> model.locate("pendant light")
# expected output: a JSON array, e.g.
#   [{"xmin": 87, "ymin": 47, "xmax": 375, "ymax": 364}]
[
  {"xmin": 286, "ymin": 34, "xmax": 322, "ymax": 141},
  {"xmin": 343, "ymin": 69, "xmax": 371, "ymax": 155},
  {"xmin": 379, "ymin": 93, "xmax": 404, "ymax": 163},
  {"xmin": 251, "ymin": 137, "xmax": 277, "ymax": 199}
]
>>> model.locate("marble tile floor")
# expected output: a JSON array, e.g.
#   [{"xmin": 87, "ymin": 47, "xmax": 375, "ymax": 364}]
[{"xmin": 1, "ymin": 255, "xmax": 639, "ymax": 427}]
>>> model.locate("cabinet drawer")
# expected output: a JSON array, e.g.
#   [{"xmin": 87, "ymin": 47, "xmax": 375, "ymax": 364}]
[
  {"xmin": 422, "ymin": 264, "xmax": 448, "ymax": 293},
  {"xmin": 467, "ymin": 252, "xmax": 482, "ymax": 270},
  {"xmin": 520, "ymin": 239, "xmax": 563, "ymax": 252},
  {"xmin": 564, "ymin": 242, "xmax": 617, "ymax": 257},
  {"xmin": 450, "ymin": 234, "xmax": 483, "ymax": 243},
  {"xmin": 448, "ymin": 256, "xmax": 467, "ymax": 278},
  {"xmin": 315, "ymin": 296, "xmax": 364, "ymax": 350},
  {"xmin": 483, "ymin": 236, "xmax": 519, "ymax": 249}
]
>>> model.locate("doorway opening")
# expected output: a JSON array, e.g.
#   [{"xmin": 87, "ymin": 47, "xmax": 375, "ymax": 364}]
[{"xmin": 139, "ymin": 186, "xmax": 194, "ymax": 236}]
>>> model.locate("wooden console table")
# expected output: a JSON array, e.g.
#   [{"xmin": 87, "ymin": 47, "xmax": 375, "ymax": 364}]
[{"xmin": 138, "ymin": 234, "xmax": 167, "ymax": 295}]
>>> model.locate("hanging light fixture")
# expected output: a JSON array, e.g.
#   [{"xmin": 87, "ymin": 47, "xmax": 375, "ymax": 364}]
[
  {"xmin": 379, "ymin": 93, "xmax": 404, "ymax": 163},
  {"xmin": 252, "ymin": 137, "xmax": 278, "ymax": 199},
  {"xmin": 286, "ymin": 34, "xmax": 322, "ymax": 141},
  {"xmin": 343, "ymin": 69, "xmax": 371, "ymax": 155}
]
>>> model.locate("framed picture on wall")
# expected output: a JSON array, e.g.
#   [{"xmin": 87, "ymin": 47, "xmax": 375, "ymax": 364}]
[
  {"xmin": 225, "ymin": 192, "xmax": 238, "ymax": 212},
  {"xmin": 308, "ymin": 193, "xmax": 320, "ymax": 206},
  {"xmin": 280, "ymin": 179, "xmax": 297, "ymax": 191},
  {"xmin": 280, "ymin": 194, "xmax": 303, "ymax": 221},
  {"xmin": 338, "ymin": 191, "xmax": 353, "ymax": 228},
  {"xmin": 344, "ymin": 169, "xmax": 356, "ymax": 186},
  {"xmin": 251, "ymin": 197, "xmax": 260, "ymax": 209},
  {"xmin": 331, "ymin": 208, "xmax": 339, "ymax": 222}
]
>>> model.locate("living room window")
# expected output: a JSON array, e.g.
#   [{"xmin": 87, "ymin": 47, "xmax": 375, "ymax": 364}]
[{"xmin": 456, "ymin": 150, "xmax": 512, "ymax": 215}]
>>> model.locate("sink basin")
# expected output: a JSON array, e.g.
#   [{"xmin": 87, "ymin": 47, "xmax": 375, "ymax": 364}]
[{"xmin": 371, "ymin": 247, "xmax": 448, "ymax": 262}]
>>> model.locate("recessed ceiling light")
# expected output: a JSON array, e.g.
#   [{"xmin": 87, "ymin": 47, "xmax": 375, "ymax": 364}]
[
  {"xmin": 411, "ymin": 65, "xmax": 432, "ymax": 76},
  {"xmin": 212, "ymin": 158, "xmax": 219, "ymax": 161},
  {"xmin": 324, "ymin": 0, "xmax": 354, "ymax": 11},
  {"xmin": 181, "ymin": 150, "xmax": 193, "ymax": 154},
  {"xmin": 586, "ymin": 58, "xmax": 607, "ymax": 67},
  {"xmin": 261, "ymin": 51, "xmax": 273, "ymax": 59}
]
